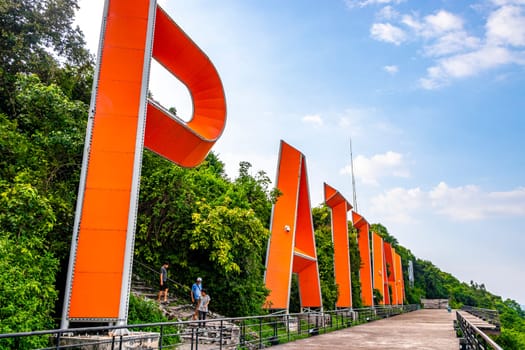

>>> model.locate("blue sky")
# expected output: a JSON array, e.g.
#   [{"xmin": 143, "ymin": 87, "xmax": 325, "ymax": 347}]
[{"xmin": 75, "ymin": 0, "xmax": 525, "ymax": 305}]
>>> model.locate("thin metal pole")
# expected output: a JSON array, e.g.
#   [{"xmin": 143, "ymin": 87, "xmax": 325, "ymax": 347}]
[
  {"xmin": 159, "ymin": 324, "xmax": 163, "ymax": 349},
  {"xmin": 219, "ymin": 319, "xmax": 223, "ymax": 350},
  {"xmin": 55, "ymin": 331, "xmax": 61, "ymax": 350},
  {"xmin": 350, "ymin": 138, "xmax": 358, "ymax": 212},
  {"xmin": 259, "ymin": 318, "xmax": 263, "ymax": 349},
  {"xmin": 196, "ymin": 325, "xmax": 199, "ymax": 350},
  {"xmin": 287, "ymin": 315, "xmax": 290, "ymax": 342}
]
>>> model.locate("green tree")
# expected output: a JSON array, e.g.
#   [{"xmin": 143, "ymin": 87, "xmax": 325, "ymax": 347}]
[
  {"xmin": 0, "ymin": 0, "xmax": 92, "ymax": 113},
  {"xmin": 0, "ymin": 177, "xmax": 58, "ymax": 348},
  {"xmin": 191, "ymin": 201, "xmax": 270, "ymax": 315},
  {"xmin": 135, "ymin": 157, "xmax": 273, "ymax": 316},
  {"xmin": 11, "ymin": 73, "xmax": 87, "ymax": 260},
  {"xmin": 0, "ymin": 73, "xmax": 87, "ymax": 328}
]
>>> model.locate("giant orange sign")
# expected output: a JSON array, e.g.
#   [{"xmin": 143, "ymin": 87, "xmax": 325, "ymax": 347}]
[
  {"xmin": 264, "ymin": 141, "xmax": 322, "ymax": 311},
  {"xmin": 62, "ymin": 0, "xmax": 226, "ymax": 326},
  {"xmin": 372, "ymin": 232, "xmax": 385, "ymax": 305},
  {"xmin": 352, "ymin": 211, "xmax": 374, "ymax": 307},
  {"xmin": 394, "ymin": 252, "xmax": 405, "ymax": 304},
  {"xmin": 324, "ymin": 183, "xmax": 353, "ymax": 308}
]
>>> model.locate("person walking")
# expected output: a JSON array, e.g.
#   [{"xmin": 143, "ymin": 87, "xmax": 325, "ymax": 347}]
[
  {"xmin": 191, "ymin": 277, "xmax": 202, "ymax": 319},
  {"xmin": 158, "ymin": 262, "xmax": 169, "ymax": 303},
  {"xmin": 198, "ymin": 289, "xmax": 210, "ymax": 327}
]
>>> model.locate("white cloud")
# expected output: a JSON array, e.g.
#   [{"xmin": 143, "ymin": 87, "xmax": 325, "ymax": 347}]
[
  {"xmin": 383, "ymin": 65, "xmax": 399, "ymax": 74},
  {"xmin": 370, "ymin": 182, "xmax": 525, "ymax": 222},
  {"xmin": 491, "ymin": 0, "xmax": 525, "ymax": 5},
  {"xmin": 370, "ymin": 187, "xmax": 425, "ymax": 223},
  {"xmin": 370, "ymin": 23, "xmax": 407, "ymax": 45},
  {"xmin": 377, "ymin": 5, "xmax": 399, "ymax": 20},
  {"xmin": 346, "ymin": 0, "xmax": 405, "ymax": 8},
  {"xmin": 340, "ymin": 151, "xmax": 409, "ymax": 186},
  {"xmin": 399, "ymin": 6, "xmax": 525, "ymax": 88},
  {"xmin": 401, "ymin": 14, "xmax": 423, "ymax": 32},
  {"xmin": 442, "ymin": 46, "xmax": 518, "ymax": 76},
  {"xmin": 420, "ymin": 46, "xmax": 521, "ymax": 89},
  {"xmin": 430, "ymin": 182, "xmax": 525, "ymax": 220},
  {"xmin": 402, "ymin": 11, "xmax": 464, "ymax": 38},
  {"xmin": 302, "ymin": 114, "xmax": 323, "ymax": 126},
  {"xmin": 423, "ymin": 10, "xmax": 464, "ymax": 37},
  {"xmin": 487, "ymin": 5, "xmax": 525, "ymax": 46},
  {"xmin": 424, "ymin": 31, "xmax": 481, "ymax": 57}
]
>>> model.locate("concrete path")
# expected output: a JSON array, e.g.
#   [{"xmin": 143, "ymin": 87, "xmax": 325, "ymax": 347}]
[{"xmin": 271, "ymin": 309, "xmax": 459, "ymax": 349}]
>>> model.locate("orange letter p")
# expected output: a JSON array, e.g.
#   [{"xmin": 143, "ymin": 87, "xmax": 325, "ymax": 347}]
[{"xmin": 62, "ymin": 0, "xmax": 226, "ymax": 327}]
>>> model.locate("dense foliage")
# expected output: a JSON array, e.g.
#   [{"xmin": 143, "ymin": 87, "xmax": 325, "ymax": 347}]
[
  {"xmin": 0, "ymin": 69, "xmax": 87, "ymax": 340},
  {"xmin": 0, "ymin": 179, "xmax": 58, "ymax": 349},
  {"xmin": 135, "ymin": 155, "xmax": 275, "ymax": 316},
  {"xmin": 0, "ymin": 0, "xmax": 92, "ymax": 115},
  {"xmin": 0, "ymin": 2, "xmax": 524, "ymax": 349}
]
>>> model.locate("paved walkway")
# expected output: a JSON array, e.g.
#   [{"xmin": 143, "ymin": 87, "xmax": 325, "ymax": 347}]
[{"xmin": 271, "ymin": 309, "xmax": 459, "ymax": 349}]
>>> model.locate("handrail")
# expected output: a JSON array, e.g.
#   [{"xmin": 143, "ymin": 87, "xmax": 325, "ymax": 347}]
[
  {"xmin": 134, "ymin": 260, "xmax": 191, "ymax": 293},
  {"xmin": 456, "ymin": 311, "xmax": 503, "ymax": 350},
  {"xmin": 461, "ymin": 305, "xmax": 500, "ymax": 329},
  {"xmin": 0, "ymin": 305, "xmax": 418, "ymax": 349}
]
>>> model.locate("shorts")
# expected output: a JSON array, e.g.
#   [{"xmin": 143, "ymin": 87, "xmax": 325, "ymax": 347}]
[{"xmin": 159, "ymin": 282, "xmax": 168, "ymax": 291}]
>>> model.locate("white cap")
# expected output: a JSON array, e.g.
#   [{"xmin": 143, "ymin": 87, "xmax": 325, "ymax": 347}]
[{"xmin": 197, "ymin": 277, "xmax": 202, "ymax": 281}]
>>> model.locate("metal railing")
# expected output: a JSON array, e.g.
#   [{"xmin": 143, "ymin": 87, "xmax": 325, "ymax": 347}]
[
  {"xmin": 456, "ymin": 311, "xmax": 503, "ymax": 350},
  {"xmin": 133, "ymin": 260, "xmax": 192, "ymax": 300},
  {"xmin": 461, "ymin": 306, "xmax": 501, "ymax": 330},
  {"xmin": 0, "ymin": 305, "xmax": 418, "ymax": 350}
]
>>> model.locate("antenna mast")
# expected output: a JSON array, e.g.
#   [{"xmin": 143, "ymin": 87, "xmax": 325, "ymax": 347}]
[{"xmin": 350, "ymin": 138, "xmax": 358, "ymax": 212}]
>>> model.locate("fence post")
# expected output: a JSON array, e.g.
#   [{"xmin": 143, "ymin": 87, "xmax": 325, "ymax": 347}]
[
  {"xmin": 159, "ymin": 324, "xmax": 164, "ymax": 349},
  {"xmin": 287, "ymin": 314, "xmax": 290, "ymax": 342},
  {"xmin": 308, "ymin": 313, "xmax": 310, "ymax": 333},
  {"xmin": 240, "ymin": 319, "xmax": 245, "ymax": 346},
  {"xmin": 190, "ymin": 327, "xmax": 194, "ymax": 350},
  {"xmin": 196, "ymin": 324, "xmax": 199, "ymax": 350},
  {"xmin": 219, "ymin": 319, "xmax": 223, "ymax": 350},
  {"xmin": 259, "ymin": 318, "xmax": 263, "ymax": 349},
  {"xmin": 55, "ymin": 331, "xmax": 61, "ymax": 350}
]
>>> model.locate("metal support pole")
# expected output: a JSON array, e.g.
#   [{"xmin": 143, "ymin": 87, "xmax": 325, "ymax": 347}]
[
  {"xmin": 287, "ymin": 315, "xmax": 290, "ymax": 342},
  {"xmin": 219, "ymin": 320, "xmax": 223, "ymax": 350},
  {"xmin": 259, "ymin": 318, "xmax": 263, "ymax": 349},
  {"xmin": 159, "ymin": 324, "xmax": 164, "ymax": 349}
]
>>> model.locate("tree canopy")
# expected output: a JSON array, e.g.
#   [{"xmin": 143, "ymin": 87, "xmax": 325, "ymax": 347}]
[{"xmin": 0, "ymin": 0, "xmax": 92, "ymax": 114}]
